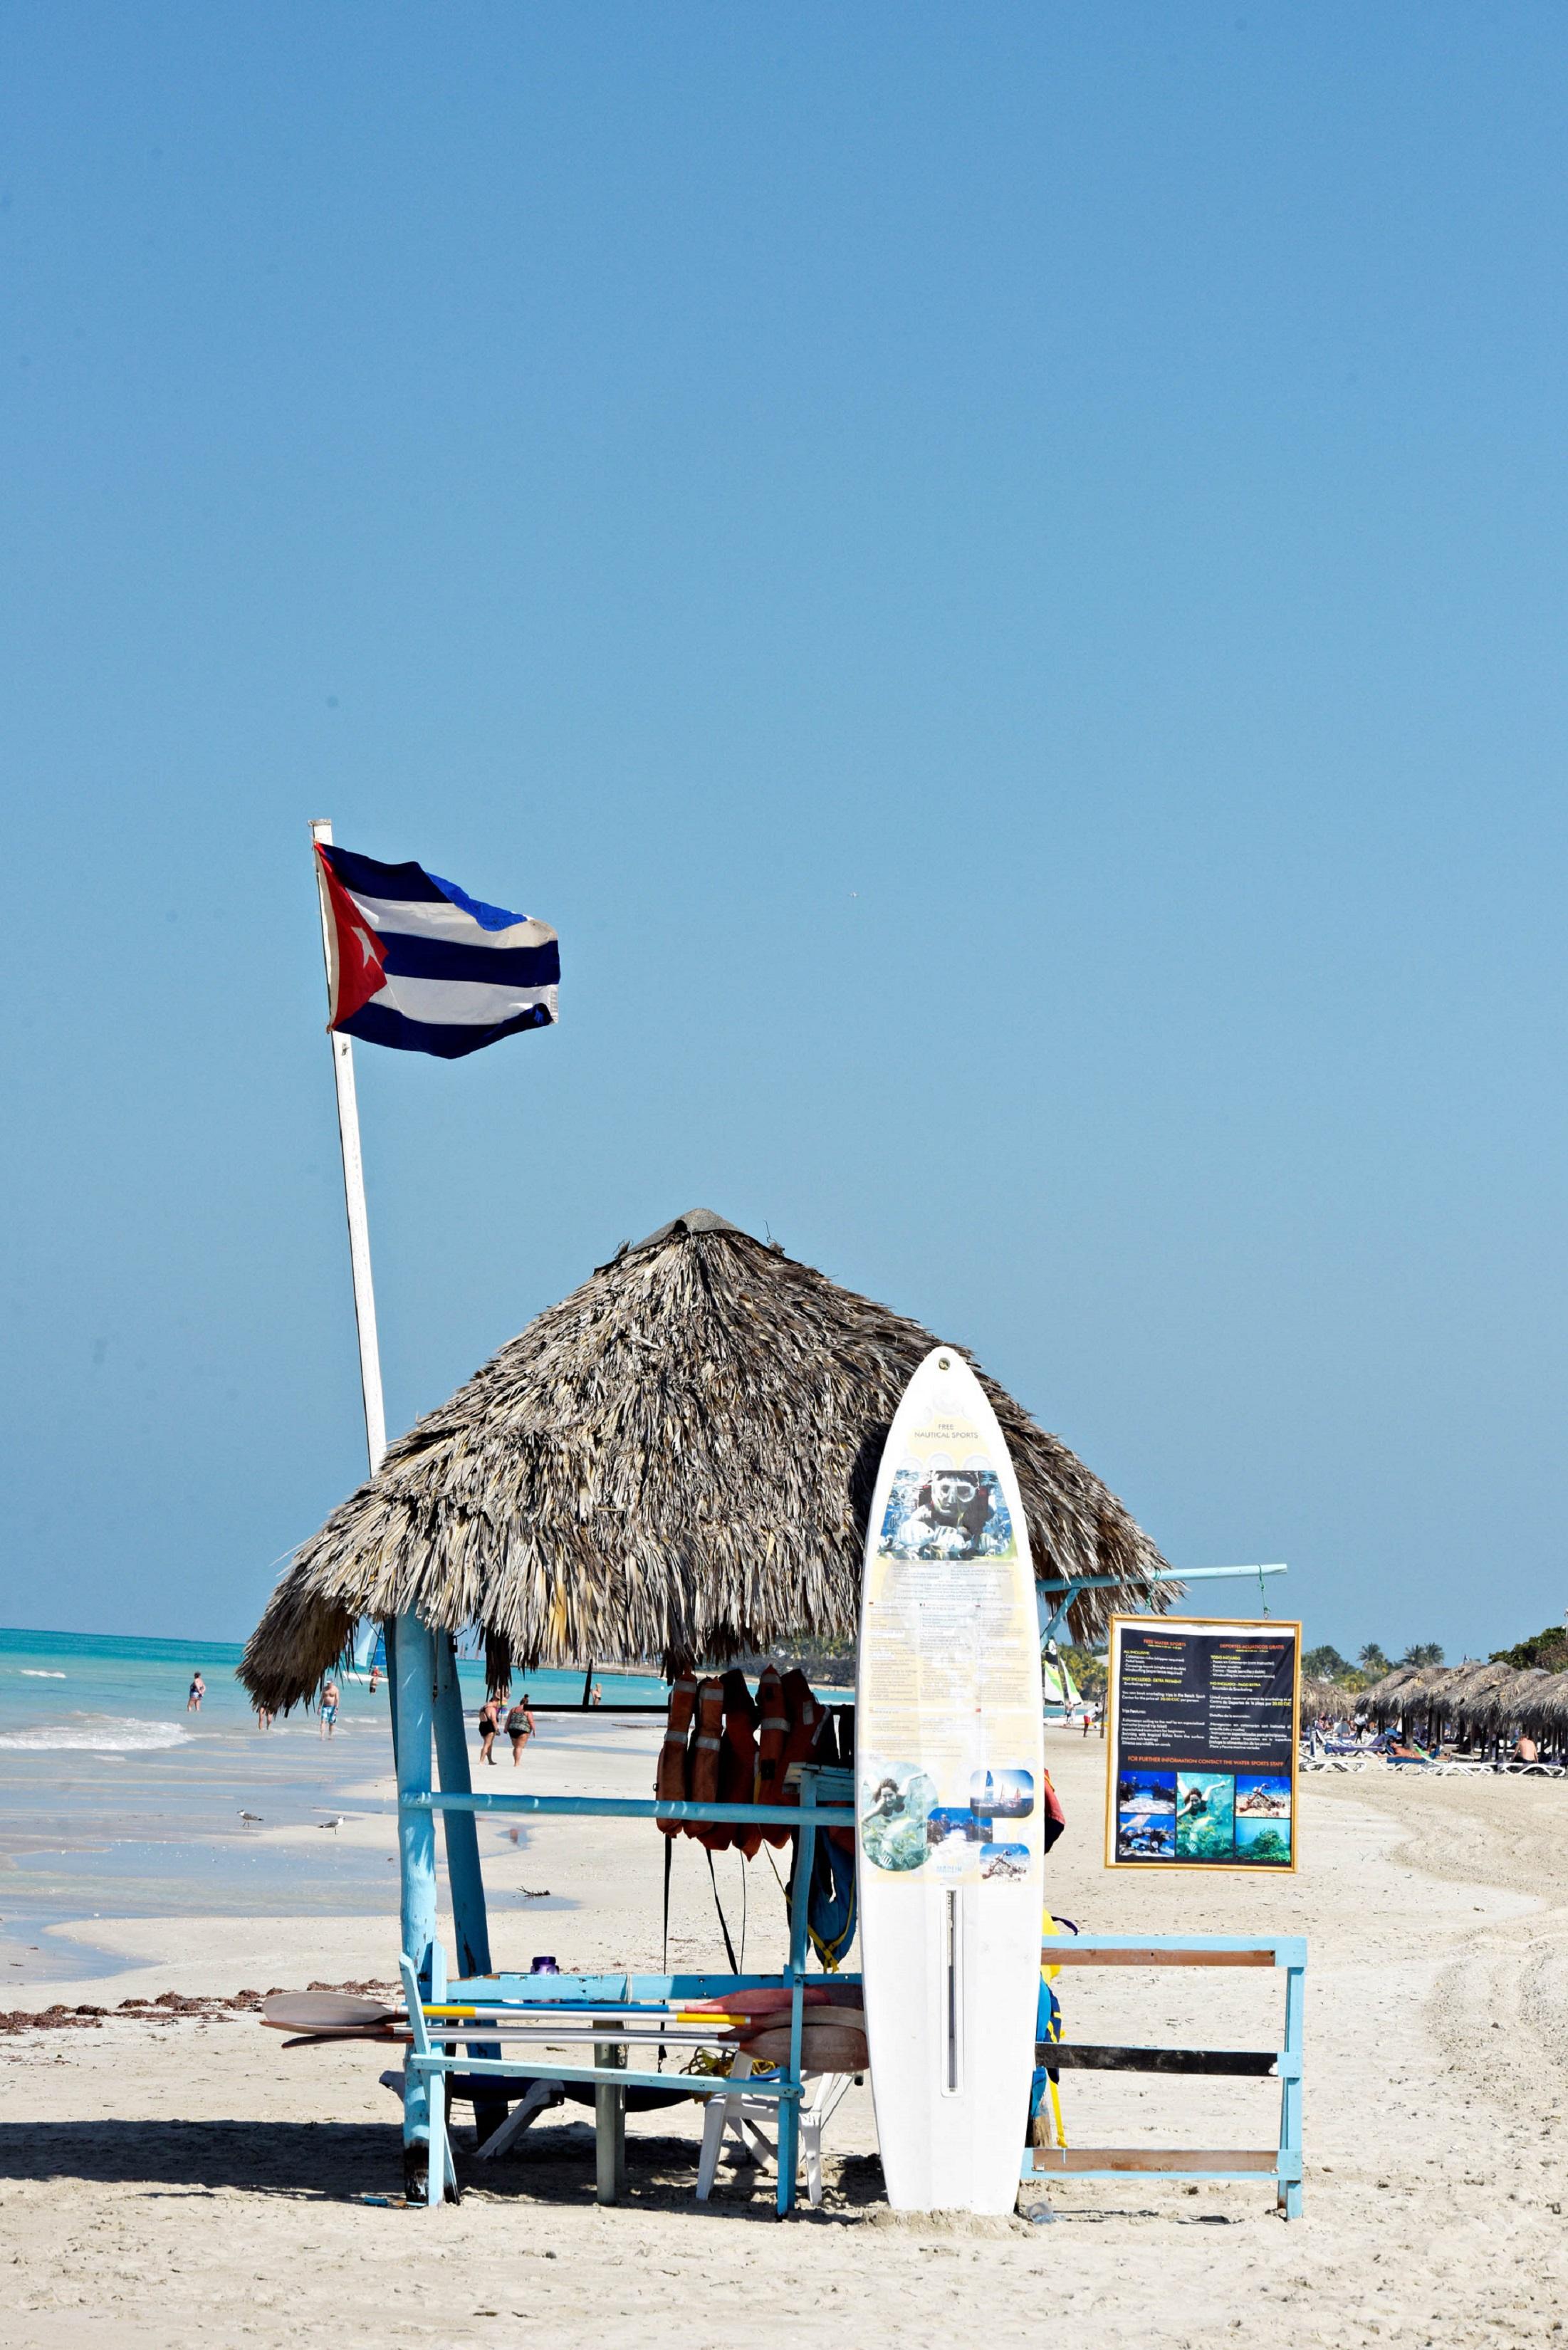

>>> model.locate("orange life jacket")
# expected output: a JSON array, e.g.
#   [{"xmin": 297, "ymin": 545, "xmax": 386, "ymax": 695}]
[
  {"xmin": 761, "ymin": 1667, "xmax": 830, "ymax": 1849},
  {"xmin": 715, "ymin": 1668, "xmax": 760, "ymax": 1858},
  {"xmin": 752, "ymin": 1665, "xmax": 789, "ymax": 1845},
  {"xmin": 654, "ymin": 1674, "xmax": 697, "ymax": 1836},
  {"xmin": 686, "ymin": 1676, "xmax": 726, "ymax": 1839}
]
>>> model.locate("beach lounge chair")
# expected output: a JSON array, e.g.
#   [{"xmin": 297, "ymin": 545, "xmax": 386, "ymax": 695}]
[{"xmin": 694, "ymin": 2052, "xmax": 855, "ymax": 2210}]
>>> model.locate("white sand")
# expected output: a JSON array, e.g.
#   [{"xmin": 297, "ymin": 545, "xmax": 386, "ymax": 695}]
[{"xmin": 4, "ymin": 1725, "xmax": 1567, "ymax": 2346}]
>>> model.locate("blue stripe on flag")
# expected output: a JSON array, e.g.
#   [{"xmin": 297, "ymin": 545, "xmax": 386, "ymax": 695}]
[
  {"xmin": 378, "ymin": 932, "xmax": 561, "ymax": 987},
  {"xmin": 429, "ymin": 872, "xmax": 527, "ymax": 933},
  {"xmin": 321, "ymin": 845, "xmax": 449, "ymax": 904},
  {"xmin": 335, "ymin": 999, "xmax": 556, "ymax": 1060}
]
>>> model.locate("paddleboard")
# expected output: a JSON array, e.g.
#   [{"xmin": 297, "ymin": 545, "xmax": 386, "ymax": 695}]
[{"xmin": 856, "ymin": 1345, "xmax": 1045, "ymax": 2213}]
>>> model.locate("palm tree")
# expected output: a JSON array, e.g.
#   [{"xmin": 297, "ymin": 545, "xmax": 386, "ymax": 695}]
[{"xmin": 1358, "ymin": 1642, "xmax": 1389, "ymax": 1675}]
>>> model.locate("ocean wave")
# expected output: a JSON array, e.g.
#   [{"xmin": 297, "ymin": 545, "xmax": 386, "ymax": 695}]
[
  {"xmin": 18, "ymin": 1669, "xmax": 67, "ymax": 1678},
  {"xmin": 0, "ymin": 1718, "xmax": 192, "ymax": 1753}
]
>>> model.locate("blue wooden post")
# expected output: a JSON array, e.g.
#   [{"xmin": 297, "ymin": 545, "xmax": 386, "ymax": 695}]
[
  {"xmin": 385, "ymin": 1618, "xmax": 399, "ymax": 1773},
  {"xmin": 394, "ymin": 1611, "xmax": 439, "ymax": 2196},
  {"xmin": 1278, "ymin": 1958, "xmax": 1305, "ymax": 2219},
  {"xmin": 432, "ymin": 1634, "xmax": 506, "ymax": 2145},
  {"xmin": 432, "ymin": 1636, "xmax": 492, "ymax": 1978},
  {"xmin": 778, "ymin": 1813, "xmax": 816, "ymax": 2217}
]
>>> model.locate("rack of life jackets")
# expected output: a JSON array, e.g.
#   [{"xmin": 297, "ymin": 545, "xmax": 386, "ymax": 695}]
[{"xmin": 655, "ymin": 1666, "xmax": 858, "ymax": 1965}]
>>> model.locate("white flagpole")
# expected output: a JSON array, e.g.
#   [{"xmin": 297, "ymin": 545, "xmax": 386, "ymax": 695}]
[{"xmin": 310, "ymin": 818, "xmax": 388, "ymax": 1476}]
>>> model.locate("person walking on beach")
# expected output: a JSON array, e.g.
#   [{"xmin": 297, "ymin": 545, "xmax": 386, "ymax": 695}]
[
  {"xmin": 187, "ymin": 1671, "xmax": 205, "ymax": 1713},
  {"xmin": 320, "ymin": 1679, "xmax": 340, "ymax": 1739},
  {"xmin": 477, "ymin": 1695, "xmax": 502, "ymax": 1767},
  {"xmin": 506, "ymin": 1695, "xmax": 535, "ymax": 1765}
]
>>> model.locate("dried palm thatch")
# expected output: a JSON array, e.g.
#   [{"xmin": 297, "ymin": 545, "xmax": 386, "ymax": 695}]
[
  {"xmin": 1299, "ymin": 1673, "xmax": 1352, "ymax": 1720},
  {"xmin": 1530, "ymin": 1676, "xmax": 1568, "ymax": 1738},
  {"xmin": 241, "ymin": 1211, "xmax": 1175, "ymax": 1712},
  {"xmin": 1359, "ymin": 1664, "xmax": 1424, "ymax": 1723},
  {"xmin": 1496, "ymin": 1668, "xmax": 1559, "ymax": 1735},
  {"xmin": 1436, "ymin": 1660, "xmax": 1515, "ymax": 1735}
]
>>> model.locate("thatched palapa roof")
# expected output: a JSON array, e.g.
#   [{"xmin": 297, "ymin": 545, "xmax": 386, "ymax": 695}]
[
  {"xmin": 1300, "ymin": 1673, "xmax": 1351, "ymax": 1718},
  {"xmin": 1358, "ymin": 1656, "xmax": 1568, "ymax": 1743},
  {"xmin": 241, "ymin": 1211, "xmax": 1174, "ymax": 1711}
]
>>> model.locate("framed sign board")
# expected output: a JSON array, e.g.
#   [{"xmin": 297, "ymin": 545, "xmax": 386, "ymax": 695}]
[{"xmin": 1104, "ymin": 1617, "xmax": 1301, "ymax": 1872}]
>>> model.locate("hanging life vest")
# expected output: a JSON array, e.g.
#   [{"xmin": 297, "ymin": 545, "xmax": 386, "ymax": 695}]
[
  {"xmin": 765, "ymin": 1667, "xmax": 832, "ymax": 1849},
  {"xmin": 752, "ymin": 1665, "xmax": 790, "ymax": 1847},
  {"xmin": 713, "ymin": 1668, "xmax": 760, "ymax": 1856},
  {"xmin": 654, "ymin": 1675, "xmax": 697, "ymax": 1837},
  {"xmin": 686, "ymin": 1676, "xmax": 726, "ymax": 1840}
]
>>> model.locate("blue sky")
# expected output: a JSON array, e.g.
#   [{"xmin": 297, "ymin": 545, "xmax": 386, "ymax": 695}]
[{"xmin": 3, "ymin": 5, "xmax": 1563, "ymax": 1662}]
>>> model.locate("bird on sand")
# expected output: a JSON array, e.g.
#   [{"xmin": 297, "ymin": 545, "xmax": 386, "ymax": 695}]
[{"xmin": 239, "ymin": 1812, "xmax": 263, "ymax": 1825}]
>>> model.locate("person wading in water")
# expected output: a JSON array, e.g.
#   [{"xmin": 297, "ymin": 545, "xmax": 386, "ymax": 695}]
[{"xmin": 506, "ymin": 1695, "xmax": 536, "ymax": 1766}]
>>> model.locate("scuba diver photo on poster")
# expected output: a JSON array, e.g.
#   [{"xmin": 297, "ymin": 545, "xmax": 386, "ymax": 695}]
[{"xmin": 877, "ymin": 1453, "xmax": 1015, "ymax": 1561}]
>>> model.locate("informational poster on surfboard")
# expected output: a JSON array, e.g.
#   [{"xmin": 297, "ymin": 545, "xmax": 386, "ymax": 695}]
[
  {"xmin": 856, "ymin": 1346, "xmax": 1045, "ymax": 2214},
  {"xmin": 1104, "ymin": 1616, "xmax": 1301, "ymax": 1872}
]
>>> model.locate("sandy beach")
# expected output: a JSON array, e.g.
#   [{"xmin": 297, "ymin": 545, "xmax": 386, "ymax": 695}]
[{"xmin": 3, "ymin": 1723, "xmax": 1567, "ymax": 2348}]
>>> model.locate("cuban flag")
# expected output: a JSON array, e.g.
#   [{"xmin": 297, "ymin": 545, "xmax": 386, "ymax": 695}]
[{"xmin": 315, "ymin": 844, "xmax": 559, "ymax": 1060}]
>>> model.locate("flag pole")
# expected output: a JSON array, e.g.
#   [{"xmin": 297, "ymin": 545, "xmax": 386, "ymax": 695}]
[{"xmin": 310, "ymin": 818, "xmax": 387, "ymax": 1475}]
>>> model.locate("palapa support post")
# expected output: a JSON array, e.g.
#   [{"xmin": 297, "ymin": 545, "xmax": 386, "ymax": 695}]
[
  {"xmin": 432, "ymin": 1634, "xmax": 506, "ymax": 2143},
  {"xmin": 394, "ymin": 1611, "xmax": 440, "ymax": 2196},
  {"xmin": 594, "ymin": 2025, "xmax": 627, "ymax": 2204},
  {"xmin": 432, "ymin": 1636, "xmax": 493, "ymax": 1978},
  {"xmin": 778, "ymin": 1786, "xmax": 819, "ymax": 2218}
]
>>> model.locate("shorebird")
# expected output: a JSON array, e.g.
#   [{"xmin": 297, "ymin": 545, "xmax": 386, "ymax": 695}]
[
  {"xmin": 239, "ymin": 1812, "xmax": 263, "ymax": 1825},
  {"xmin": 317, "ymin": 1815, "xmax": 345, "ymax": 1830}
]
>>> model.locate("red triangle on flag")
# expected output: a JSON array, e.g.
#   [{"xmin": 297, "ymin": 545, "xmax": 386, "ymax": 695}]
[{"xmin": 316, "ymin": 846, "xmax": 389, "ymax": 1025}]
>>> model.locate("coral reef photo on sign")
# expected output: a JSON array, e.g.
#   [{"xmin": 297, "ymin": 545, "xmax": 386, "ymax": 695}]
[{"xmin": 877, "ymin": 1455, "xmax": 1015, "ymax": 1560}]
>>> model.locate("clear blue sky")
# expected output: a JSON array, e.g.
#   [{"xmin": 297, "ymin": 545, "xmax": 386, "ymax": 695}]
[{"xmin": 3, "ymin": 5, "xmax": 1563, "ymax": 1664}]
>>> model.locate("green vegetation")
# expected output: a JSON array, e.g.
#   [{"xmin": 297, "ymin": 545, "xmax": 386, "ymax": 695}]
[
  {"xmin": 1062, "ymin": 1644, "xmax": 1107, "ymax": 1700},
  {"xmin": 1489, "ymin": 1624, "xmax": 1568, "ymax": 1672},
  {"xmin": 1301, "ymin": 1637, "xmax": 1444, "ymax": 1693}
]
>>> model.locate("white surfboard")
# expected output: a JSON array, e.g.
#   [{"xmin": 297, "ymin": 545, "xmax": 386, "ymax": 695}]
[{"xmin": 856, "ymin": 1346, "xmax": 1045, "ymax": 2213}]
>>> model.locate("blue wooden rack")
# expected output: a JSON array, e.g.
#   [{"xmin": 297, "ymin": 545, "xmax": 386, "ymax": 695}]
[
  {"xmin": 386, "ymin": 1609, "xmax": 853, "ymax": 2215},
  {"xmin": 1024, "ymin": 1933, "xmax": 1306, "ymax": 2219},
  {"xmin": 383, "ymin": 1593, "xmax": 1305, "ymax": 2220}
]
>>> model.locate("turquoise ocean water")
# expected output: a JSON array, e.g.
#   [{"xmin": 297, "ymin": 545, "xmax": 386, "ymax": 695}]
[{"xmin": 0, "ymin": 1626, "xmax": 667, "ymax": 1988}]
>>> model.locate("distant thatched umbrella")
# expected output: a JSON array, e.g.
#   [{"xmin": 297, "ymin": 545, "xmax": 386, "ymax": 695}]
[
  {"xmin": 241, "ymin": 1211, "xmax": 1175, "ymax": 1712},
  {"xmin": 1404, "ymin": 1666, "xmax": 1458, "ymax": 1724},
  {"xmin": 1530, "ymin": 1676, "xmax": 1568, "ymax": 1740},
  {"xmin": 1359, "ymin": 1664, "xmax": 1423, "ymax": 1723},
  {"xmin": 1300, "ymin": 1673, "xmax": 1351, "ymax": 1720},
  {"xmin": 1498, "ymin": 1668, "xmax": 1559, "ymax": 1735},
  {"xmin": 1438, "ymin": 1661, "xmax": 1515, "ymax": 1738}
]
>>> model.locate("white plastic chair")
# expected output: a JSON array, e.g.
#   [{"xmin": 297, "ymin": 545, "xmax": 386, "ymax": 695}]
[{"xmin": 694, "ymin": 2053, "xmax": 855, "ymax": 2209}]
